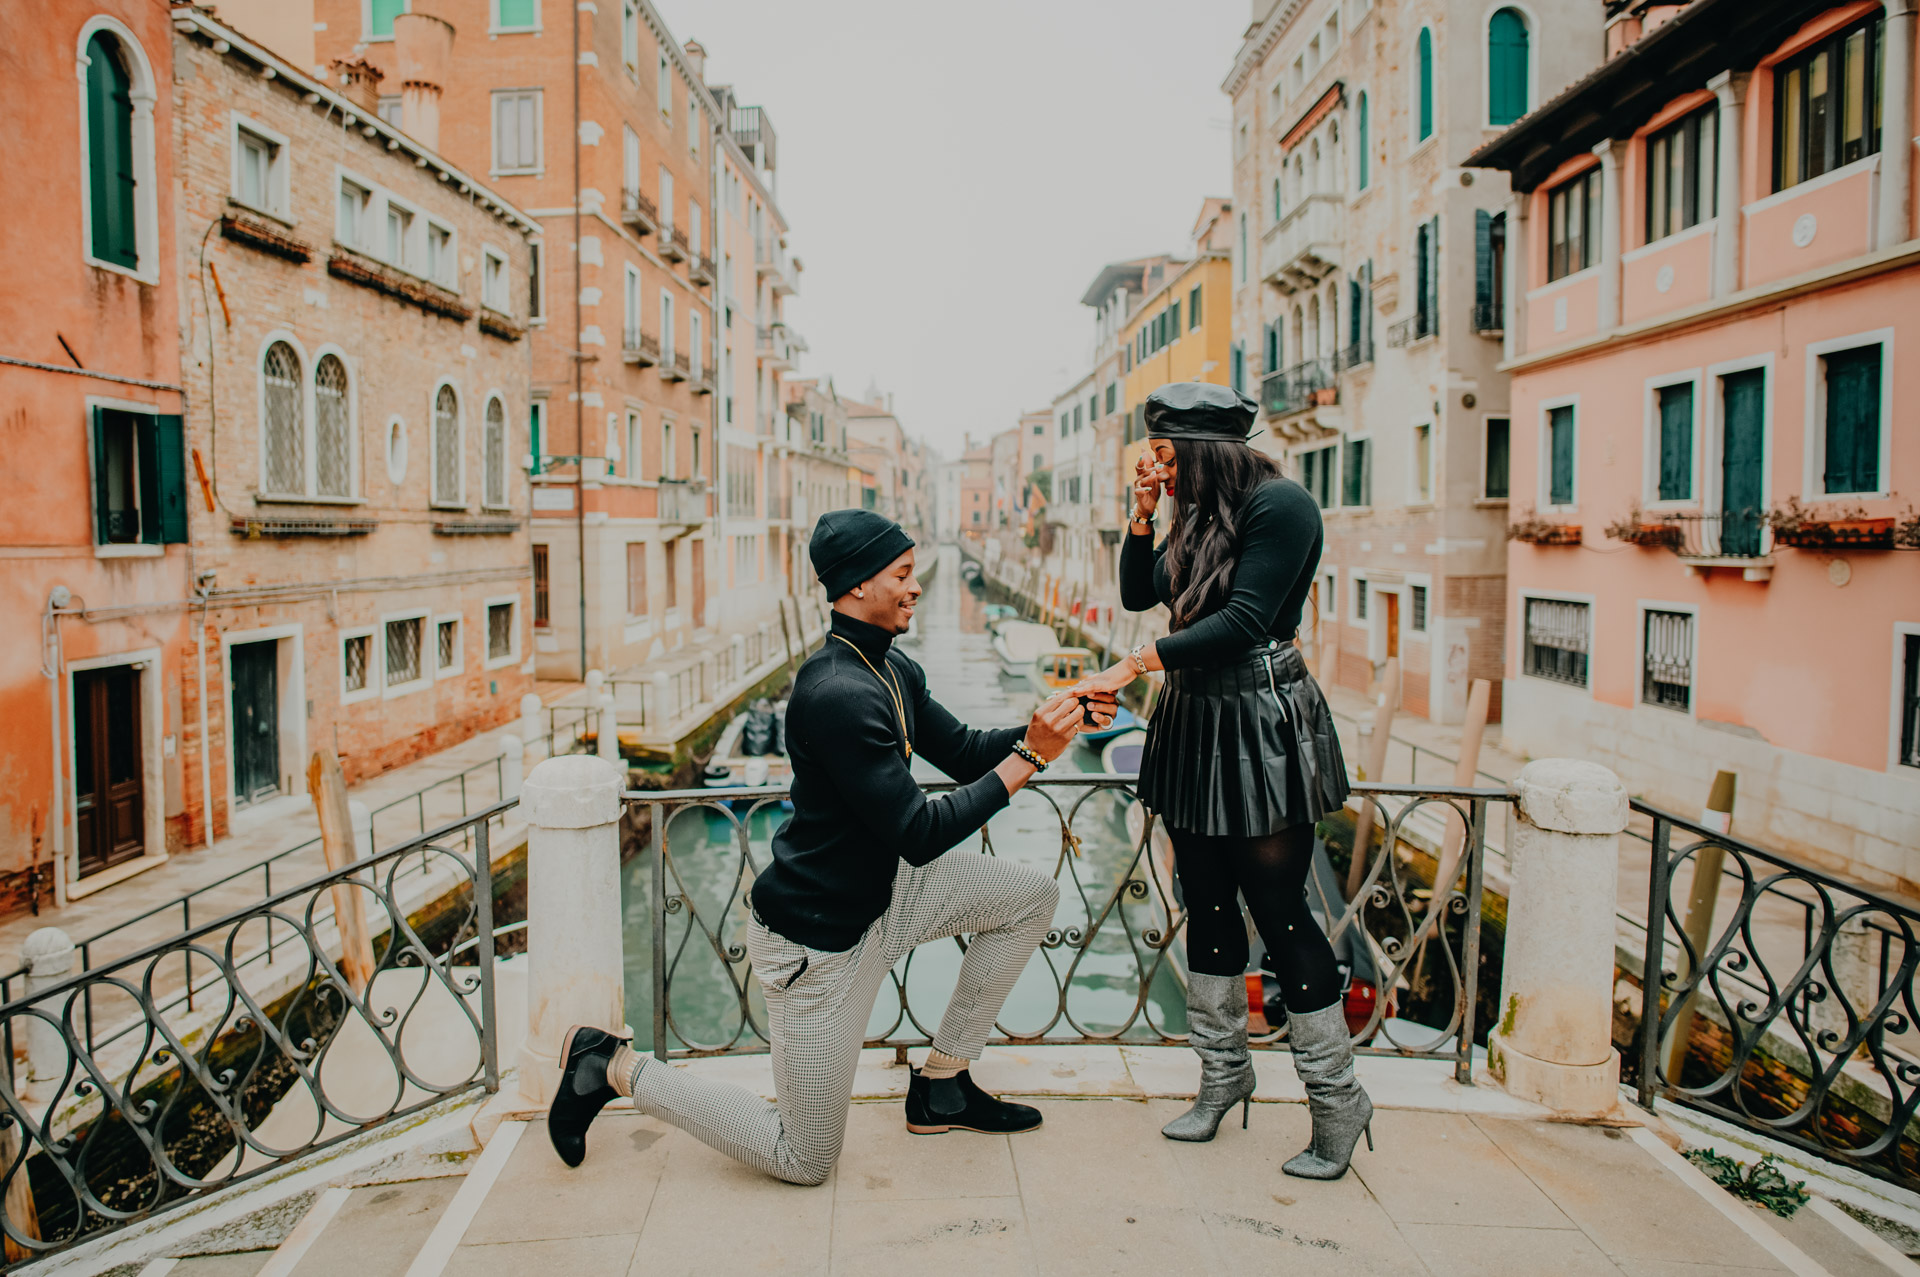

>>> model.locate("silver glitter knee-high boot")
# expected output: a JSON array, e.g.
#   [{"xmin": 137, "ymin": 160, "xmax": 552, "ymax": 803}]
[
  {"xmin": 1282, "ymin": 1001, "xmax": 1374, "ymax": 1179},
  {"xmin": 1162, "ymin": 972, "xmax": 1258, "ymax": 1142}
]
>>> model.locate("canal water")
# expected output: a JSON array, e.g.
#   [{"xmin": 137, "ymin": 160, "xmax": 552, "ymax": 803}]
[{"xmin": 622, "ymin": 543, "xmax": 1189, "ymax": 1053}]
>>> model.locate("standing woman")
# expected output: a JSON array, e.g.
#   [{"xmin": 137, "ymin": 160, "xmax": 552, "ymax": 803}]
[{"xmin": 1073, "ymin": 382, "xmax": 1364, "ymax": 1180}]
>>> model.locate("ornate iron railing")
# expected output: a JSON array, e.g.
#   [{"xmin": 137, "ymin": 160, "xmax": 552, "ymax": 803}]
[
  {"xmin": 1652, "ymin": 511, "xmax": 1770, "ymax": 560},
  {"xmin": 1635, "ymin": 801, "xmax": 1920, "ymax": 1192},
  {"xmin": 0, "ymin": 805, "xmax": 506, "ymax": 1268},
  {"xmin": 1259, "ymin": 359, "xmax": 1334, "ymax": 418},
  {"xmin": 639, "ymin": 777, "xmax": 1504, "ymax": 1085}
]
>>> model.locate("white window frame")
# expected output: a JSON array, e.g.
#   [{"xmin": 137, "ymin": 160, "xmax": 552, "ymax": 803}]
[
  {"xmin": 429, "ymin": 377, "xmax": 465, "ymax": 508},
  {"xmin": 1891, "ymin": 622, "xmax": 1920, "ymax": 772},
  {"xmin": 1703, "ymin": 352, "xmax": 1774, "ymax": 520},
  {"xmin": 1405, "ymin": 571, "xmax": 1433, "ymax": 638},
  {"xmin": 229, "ymin": 113, "xmax": 292, "ymax": 222},
  {"xmin": 1636, "ymin": 599, "xmax": 1699, "ymax": 717},
  {"xmin": 657, "ymin": 50, "xmax": 672, "ymax": 117},
  {"xmin": 1537, "ymin": 393, "xmax": 1580, "ymax": 513},
  {"xmin": 1640, "ymin": 368, "xmax": 1704, "ymax": 508},
  {"xmin": 434, "ymin": 612, "xmax": 464, "ymax": 679},
  {"xmin": 380, "ymin": 607, "xmax": 432, "ymax": 699},
  {"xmin": 1348, "ymin": 568, "xmax": 1371, "ymax": 623},
  {"xmin": 385, "ymin": 414, "xmax": 409, "ymax": 484},
  {"xmin": 1339, "ymin": 431, "xmax": 1373, "ymax": 511},
  {"xmin": 623, "ymin": 125, "xmax": 641, "ymax": 198},
  {"xmin": 339, "ymin": 625, "xmax": 378, "ymax": 704},
  {"xmin": 76, "ymin": 18, "xmax": 162, "ymax": 285},
  {"xmin": 336, "ymin": 172, "xmax": 374, "ymax": 250},
  {"xmin": 490, "ymin": 0, "xmax": 541, "ymax": 34},
  {"xmin": 1803, "ymin": 328, "xmax": 1894, "ymax": 498},
  {"xmin": 662, "ymin": 418, "xmax": 677, "ymax": 479},
  {"xmin": 1410, "ymin": 24, "xmax": 1438, "ymax": 150},
  {"xmin": 624, "ymin": 263, "xmax": 642, "ymax": 343},
  {"xmin": 1321, "ymin": 570, "xmax": 1338, "ymax": 624},
  {"xmin": 1407, "ymin": 421, "xmax": 1435, "ymax": 506},
  {"xmin": 482, "ymin": 246, "xmax": 510, "ymax": 312},
  {"xmin": 626, "ymin": 408, "xmax": 643, "ymax": 481},
  {"xmin": 658, "ymin": 166, "xmax": 675, "ymax": 232},
  {"xmin": 660, "ymin": 290, "xmax": 675, "ymax": 362},
  {"xmin": 1480, "ymin": 2, "xmax": 1540, "ymax": 129},
  {"xmin": 1516, "ymin": 588, "xmax": 1597, "ymax": 695},
  {"xmin": 528, "ymin": 240, "xmax": 547, "ymax": 324},
  {"xmin": 484, "ymin": 595, "xmax": 522, "ymax": 669},
  {"xmin": 690, "ymin": 311, "xmax": 703, "ymax": 378},
  {"xmin": 382, "ymin": 192, "xmax": 418, "ymax": 273},
  {"xmin": 1480, "ymin": 413, "xmax": 1512, "ymax": 503},
  {"xmin": 622, "ymin": 1, "xmax": 639, "ymax": 73},
  {"xmin": 482, "ymin": 391, "xmax": 511, "ymax": 509},
  {"xmin": 424, "ymin": 217, "xmax": 458, "ymax": 290},
  {"xmin": 490, "ymin": 88, "xmax": 544, "ymax": 177}
]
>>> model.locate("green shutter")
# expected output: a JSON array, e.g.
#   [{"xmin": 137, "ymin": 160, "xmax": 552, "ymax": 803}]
[
  {"xmin": 1485, "ymin": 418, "xmax": 1511, "ymax": 499},
  {"xmin": 1417, "ymin": 29, "xmax": 1434, "ymax": 141},
  {"xmin": 371, "ymin": 0, "xmax": 408, "ymax": 37},
  {"xmin": 1170, "ymin": 300, "xmax": 1181, "ymax": 334},
  {"xmin": 1189, "ymin": 285, "xmax": 1201, "ymax": 329},
  {"xmin": 1358, "ymin": 93, "xmax": 1370, "ymax": 188},
  {"xmin": 154, "ymin": 415, "xmax": 189, "ymax": 543},
  {"xmin": 91, "ymin": 407, "xmax": 113, "ymax": 545},
  {"xmin": 1549, "ymin": 405, "xmax": 1576, "ymax": 505},
  {"xmin": 498, "ymin": 0, "xmax": 537, "ymax": 26},
  {"xmin": 1488, "ymin": 8, "xmax": 1530, "ymax": 127},
  {"xmin": 1414, "ymin": 222, "xmax": 1430, "ymax": 326},
  {"xmin": 1823, "ymin": 346, "xmax": 1881, "ymax": 493},
  {"xmin": 1657, "ymin": 385, "xmax": 1693, "ymax": 501},
  {"xmin": 136, "ymin": 413, "xmax": 160, "ymax": 544},
  {"xmin": 86, "ymin": 35, "xmax": 138, "ymax": 269}
]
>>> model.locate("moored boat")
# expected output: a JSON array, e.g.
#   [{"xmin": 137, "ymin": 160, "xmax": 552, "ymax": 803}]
[{"xmin": 991, "ymin": 620, "xmax": 1059, "ymax": 676}]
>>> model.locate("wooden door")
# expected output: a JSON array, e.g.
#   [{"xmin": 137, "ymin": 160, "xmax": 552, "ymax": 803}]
[
  {"xmin": 690, "ymin": 539, "xmax": 707, "ymax": 629},
  {"xmin": 231, "ymin": 640, "xmax": 281, "ymax": 806},
  {"xmin": 73, "ymin": 666, "xmax": 144, "ymax": 876},
  {"xmin": 1383, "ymin": 591, "xmax": 1401, "ymax": 660}
]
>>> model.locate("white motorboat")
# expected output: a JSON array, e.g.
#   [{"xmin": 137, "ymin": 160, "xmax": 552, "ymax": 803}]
[{"xmin": 991, "ymin": 620, "xmax": 1060, "ymax": 676}]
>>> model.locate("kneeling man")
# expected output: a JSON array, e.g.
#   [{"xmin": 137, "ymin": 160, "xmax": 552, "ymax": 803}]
[{"xmin": 547, "ymin": 509, "xmax": 1114, "ymax": 1185}]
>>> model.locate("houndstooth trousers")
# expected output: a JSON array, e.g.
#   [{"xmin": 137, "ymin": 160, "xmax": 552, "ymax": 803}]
[{"xmin": 627, "ymin": 849, "xmax": 1059, "ymax": 1186}]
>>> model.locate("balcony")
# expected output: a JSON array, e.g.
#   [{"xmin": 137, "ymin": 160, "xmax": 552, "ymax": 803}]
[
  {"xmin": 1387, "ymin": 308, "xmax": 1438, "ymax": 348},
  {"xmin": 1259, "ymin": 358, "xmax": 1335, "ymax": 418},
  {"xmin": 756, "ymin": 321, "xmax": 805, "ymax": 372},
  {"xmin": 1471, "ymin": 299, "xmax": 1504, "ymax": 336},
  {"xmin": 1259, "ymin": 193, "xmax": 1341, "ymax": 295},
  {"xmin": 1334, "ymin": 336, "xmax": 1374, "ymax": 371},
  {"xmin": 656, "ymin": 477, "xmax": 708, "ymax": 527},
  {"xmin": 756, "ymin": 237, "xmax": 798, "ymax": 297},
  {"xmin": 689, "ymin": 252, "xmax": 715, "ymax": 286},
  {"xmin": 658, "ymin": 226, "xmax": 688, "ymax": 263},
  {"xmin": 621, "ymin": 327, "xmax": 659, "ymax": 367},
  {"xmin": 1654, "ymin": 511, "xmax": 1775, "ymax": 580},
  {"xmin": 660, "ymin": 350, "xmax": 687, "ymax": 382},
  {"xmin": 620, "ymin": 187, "xmax": 657, "ymax": 237},
  {"xmin": 690, "ymin": 364, "xmax": 715, "ymax": 396}
]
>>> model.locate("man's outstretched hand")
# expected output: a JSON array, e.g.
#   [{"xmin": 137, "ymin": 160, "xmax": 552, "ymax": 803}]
[{"xmin": 1024, "ymin": 690, "xmax": 1117, "ymax": 764}]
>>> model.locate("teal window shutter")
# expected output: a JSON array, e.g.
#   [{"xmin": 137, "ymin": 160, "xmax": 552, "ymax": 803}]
[
  {"xmin": 1189, "ymin": 285, "xmax": 1201, "ymax": 329},
  {"xmin": 1414, "ymin": 222, "xmax": 1431, "ymax": 326},
  {"xmin": 1417, "ymin": 29, "xmax": 1434, "ymax": 141},
  {"xmin": 155, "ymin": 415, "xmax": 189, "ymax": 543},
  {"xmin": 1549, "ymin": 405, "xmax": 1576, "ymax": 505},
  {"xmin": 136, "ymin": 413, "xmax": 160, "ymax": 544},
  {"xmin": 1656, "ymin": 385, "xmax": 1693, "ymax": 501},
  {"xmin": 1823, "ymin": 346, "xmax": 1882, "ymax": 493},
  {"xmin": 497, "ymin": 0, "xmax": 537, "ymax": 27},
  {"xmin": 1474, "ymin": 210, "xmax": 1494, "ymax": 319},
  {"xmin": 1170, "ymin": 300, "xmax": 1181, "ymax": 334},
  {"xmin": 1357, "ymin": 93, "xmax": 1370, "ymax": 188},
  {"xmin": 1485, "ymin": 418, "xmax": 1511, "ymax": 499},
  {"xmin": 86, "ymin": 35, "xmax": 138, "ymax": 269},
  {"xmin": 91, "ymin": 407, "xmax": 113, "ymax": 545},
  {"xmin": 1488, "ymin": 8, "xmax": 1530, "ymax": 126},
  {"xmin": 371, "ymin": 0, "xmax": 408, "ymax": 37}
]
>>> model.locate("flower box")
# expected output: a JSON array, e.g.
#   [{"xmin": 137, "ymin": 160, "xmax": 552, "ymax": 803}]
[
  {"xmin": 1610, "ymin": 521, "xmax": 1682, "ymax": 548},
  {"xmin": 1508, "ymin": 522, "xmax": 1582, "ymax": 546},
  {"xmin": 1773, "ymin": 517, "xmax": 1895, "ymax": 550}
]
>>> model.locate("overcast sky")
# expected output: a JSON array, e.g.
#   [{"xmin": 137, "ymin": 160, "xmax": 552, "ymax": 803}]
[{"xmin": 683, "ymin": 0, "xmax": 1251, "ymax": 461}]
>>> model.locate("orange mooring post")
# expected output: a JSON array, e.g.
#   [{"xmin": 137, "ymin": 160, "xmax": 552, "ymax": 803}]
[
  {"xmin": 308, "ymin": 750, "xmax": 376, "ymax": 996},
  {"xmin": 1662, "ymin": 770, "xmax": 1738, "ymax": 1083},
  {"xmin": 1344, "ymin": 658, "xmax": 1401, "ymax": 902}
]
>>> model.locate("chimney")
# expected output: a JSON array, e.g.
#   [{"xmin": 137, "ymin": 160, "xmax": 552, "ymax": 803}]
[
  {"xmin": 393, "ymin": 11, "xmax": 455, "ymax": 152},
  {"xmin": 683, "ymin": 39, "xmax": 707, "ymax": 83},
  {"xmin": 330, "ymin": 57, "xmax": 384, "ymax": 116}
]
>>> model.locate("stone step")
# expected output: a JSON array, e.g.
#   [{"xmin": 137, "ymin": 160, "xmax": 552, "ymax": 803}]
[
  {"xmin": 284, "ymin": 1180, "xmax": 464, "ymax": 1277},
  {"xmin": 1774, "ymin": 1198, "xmax": 1916, "ymax": 1275}
]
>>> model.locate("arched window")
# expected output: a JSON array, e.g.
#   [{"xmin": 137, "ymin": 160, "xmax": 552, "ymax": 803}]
[
  {"xmin": 1310, "ymin": 139, "xmax": 1322, "ymax": 193},
  {"xmin": 262, "ymin": 342, "xmax": 303, "ymax": 494},
  {"xmin": 85, "ymin": 33, "xmax": 138, "ymax": 268},
  {"xmin": 433, "ymin": 385, "xmax": 461, "ymax": 504},
  {"xmin": 1488, "ymin": 8, "xmax": 1531, "ymax": 126},
  {"xmin": 314, "ymin": 354, "xmax": 351, "ymax": 497},
  {"xmin": 484, "ymin": 397, "xmax": 507, "ymax": 507},
  {"xmin": 1416, "ymin": 28, "xmax": 1435, "ymax": 142},
  {"xmin": 1272, "ymin": 176, "xmax": 1282, "ymax": 221},
  {"xmin": 1307, "ymin": 294, "xmax": 1322, "ymax": 360},
  {"xmin": 1357, "ymin": 91, "xmax": 1371, "ymax": 189}
]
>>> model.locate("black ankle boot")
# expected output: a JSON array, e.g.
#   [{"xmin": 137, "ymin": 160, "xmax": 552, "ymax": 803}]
[
  {"xmin": 548, "ymin": 1025, "xmax": 625, "ymax": 1167},
  {"xmin": 904, "ymin": 1069, "xmax": 1042, "ymax": 1135}
]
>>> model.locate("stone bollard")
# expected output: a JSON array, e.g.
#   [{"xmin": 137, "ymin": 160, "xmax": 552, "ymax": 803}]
[
  {"xmin": 519, "ymin": 691, "xmax": 543, "ymax": 747},
  {"xmin": 596, "ymin": 694, "xmax": 621, "ymax": 765},
  {"xmin": 1488, "ymin": 759, "xmax": 1630, "ymax": 1118},
  {"xmin": 585, "ymin": 667, "xmax": 604, "ymax": 699},
  {"xmin": 22, "ymin": 928, "xmax": 76, "ymax": 1102},
  {"xmin": 499, "ymin": 734, "xmax": 525, "ymax": 803},
  {"xmin": 517, "ymin": 755, "xmax": 627, "ymax": 1104}
]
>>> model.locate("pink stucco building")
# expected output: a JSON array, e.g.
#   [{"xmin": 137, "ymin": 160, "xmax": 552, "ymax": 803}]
[{"xmin": 1470, "ymin": 0, "xmax": 1920, "ymax": 891}]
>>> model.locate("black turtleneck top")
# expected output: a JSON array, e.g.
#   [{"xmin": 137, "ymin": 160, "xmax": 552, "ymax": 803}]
[{"xmin": 750, "ymin": 611, "xmax": 1026, "ymax": 951}]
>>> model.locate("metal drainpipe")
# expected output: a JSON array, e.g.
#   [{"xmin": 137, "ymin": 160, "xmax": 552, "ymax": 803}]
[{"xmin": 571, "ymin": 0, "xmax": 588, "ymax": 681}]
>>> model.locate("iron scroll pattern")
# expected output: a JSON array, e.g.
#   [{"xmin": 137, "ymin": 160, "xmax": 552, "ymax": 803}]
[
  {"xmin": 642, "ymin": 777, "xmax": 1499, "ymax": 1084},
  {"xmin": 1636, "ymin": 802, "xmax": 1920, "ymax": 1191},
  {"xmin": 0, "ymin": 805, "xmax": 505, "ymax": 1268}
]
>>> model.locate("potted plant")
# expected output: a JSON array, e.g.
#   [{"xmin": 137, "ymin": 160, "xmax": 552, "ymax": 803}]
[
  {"xmin": 1604, "ymin": 504, "xmax": 1682, "ymax": 549},
  {"xmin": 1507, "ymin": 508, "xmax": 1583, "ymax": 546},
  {"xmin": 1766, "ymin": 497, "xmax": 1895, "ymax": 550},
  {"xmin": 1895, "ymin": 504, "xmax": 1919, "ymax": 550}
]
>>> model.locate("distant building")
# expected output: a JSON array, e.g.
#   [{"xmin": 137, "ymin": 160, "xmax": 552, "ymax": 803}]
[{"xmin": 1470, "ymin": 0, "xmax": 1920, "ymax": 891}]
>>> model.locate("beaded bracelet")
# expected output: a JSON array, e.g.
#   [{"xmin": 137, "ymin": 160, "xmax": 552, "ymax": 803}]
[{"xmin": 1011, "ymin": 740, "xmax": 1048, "ymax": 771}]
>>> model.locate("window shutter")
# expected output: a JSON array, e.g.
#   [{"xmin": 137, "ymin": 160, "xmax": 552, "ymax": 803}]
[
  {"xmin": 1357, "ymin": 93, "xmax": 1370, "ymax": 188},
  {"xmin": 91, "ymin": 407, "xmax": 112, "ymax": 545},
  {"xmin": 1550, "ymin": 405, "xmax": 1575, "ymax": 505},
  {"xmin": 1474, "ymin": 209, "xmax": 1494, "ymax": 316},
  {"xmin": 1414, "ymin": 222, "xmax": 1430, "ymax": 324},
  {"xmin": 1348, "ymin": 280, "xmax": 1362, "ymax": 347},
  {"xmin": 1488, "ymin": 9, "xmax": 1530, "ymax": 126},
  {"xmin": 1657, "ymin": 385, "xmax": 1692, "ymax": 501},
  {"xmin": 153, "ymin": 415, "xmax": 189, "ymax": 543},
  {"xmin": 86, "ymin": 35, "xmax": 138, "ymax": 269},
  {"xmin": 1824, "ymin": 346, "xmax": 1882, "ymax": 493},
  {"xmin": 1417, "ymin": 29, "xmax": 1434, "ymax": 140},
  {"xmin": 1428, "ymin": 217, "xmax": 1442, "ymax": 327}
]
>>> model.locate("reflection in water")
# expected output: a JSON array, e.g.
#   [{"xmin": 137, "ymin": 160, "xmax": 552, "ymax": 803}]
[{"xmin": 623, "ymin": 543, "xmax": 1188, "ymax": 1052}]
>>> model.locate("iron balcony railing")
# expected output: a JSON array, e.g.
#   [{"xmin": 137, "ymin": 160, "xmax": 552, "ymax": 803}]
[
  {"xmin": 0, "ymin": 805, "xmax": 507, "ymax": 1268},
  {"xmin": 656, "ymin": 477, "xmax": 708, "ymax": 527},
  {"xmin": 622, "ymin": 327, "xmax": 660, "ymax": 367},
  {"xmin": 637, "ymin": 777, "xmax": 1505, "ymax": 1083},
  {"xmin": 659, "ymin": 227, "xmax": 688, "ymax": 264},
  {"xmin": 1334, "ymin": 336, "xmax": 1374, "ymax": 371},
  {"xmin": 1259, "ymin": 359, "xmax": 1335, "ymax": 417},
  {"xmin": 619, "ymin": 187, "xmax": 658, "ymax": 236},
  {"xmin": 1656, "ymin": 511, "xmax": 1771, "ymax": 560},
  {"xmin": 1471, "ymin": 299, "xmax": 1504, "ymax": 335},
  {"xmin": 1633, "ymin": 800, "xmax": 1920, "ymax": 1194},
  {"xmin": 1387, "ymin": 309, "xmax": 1438, "ymax": 348}
]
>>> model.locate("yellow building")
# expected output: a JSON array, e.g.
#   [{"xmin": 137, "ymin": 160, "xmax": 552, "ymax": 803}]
[{"xmin": 1119, "ymin": 201, "xmax": 1237, "ymax": 492}]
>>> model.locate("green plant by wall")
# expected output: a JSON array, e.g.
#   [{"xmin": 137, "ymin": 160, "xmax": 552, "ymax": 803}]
[{"xmin": 1683, "ymin": 1148, "xmax": 1811, "ymax": 1218}]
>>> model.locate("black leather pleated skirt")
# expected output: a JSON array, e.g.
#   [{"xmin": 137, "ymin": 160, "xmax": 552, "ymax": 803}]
[{"xmin": 1137, "ymin": 641, "xmax": 1350, "ymax": 838}]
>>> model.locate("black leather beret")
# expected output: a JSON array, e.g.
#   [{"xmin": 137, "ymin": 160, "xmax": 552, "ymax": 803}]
[{"xmin": 1142, "ymin": 381, "xmax": 1260, "ymax": 442}]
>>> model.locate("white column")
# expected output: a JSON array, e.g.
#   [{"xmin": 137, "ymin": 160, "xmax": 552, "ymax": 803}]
[
  {"xmin": 584, "ymin": 667, "xmax": 605, "ymax": 699},
  {"xmin": 349, "ymin": 799, "xmax": 373, "ymax": 861},
  {"xmin": 1594, "ymin": 140, "xmax": 1628, "ymax": 331},
  {"xmin": 1487, "ymin": 759, "xmax": 1629, "ymax": 1118},
  {"xmin": 519, "ymin": 692, "xmax": 543, "ymax": 746},
  {"xmin": 651, "ymin": 670, "xmax": 672, "ymax": 725},
  {"xmin": 518, "ymin": 755, "xmax": 627, "ymax": 1104},
  {"xmin": 1877, "ymin": 0, "xmax": 1917, "ymax": 250},
  {"xmin": 499, "ymin": 734, "xmax": 525, "ymax": 803},
  {"xmin": 1709, "ymin": 71, "xmax": 1750, "ymax": 297},
  {"xmin": 22, "ymin": 928, "xmax": 75, "ymax": 1103},
  {"xmin": 1504, "ymin": 194, "xmax": 1526, "ymax": 362},
  {"xmin": 597, "ymin": 694, "xmax": 621, "ymax": 765}
]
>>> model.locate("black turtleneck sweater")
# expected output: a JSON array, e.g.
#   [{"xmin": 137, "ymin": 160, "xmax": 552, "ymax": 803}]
[{"xmin": 750, "ymin": 611, "xmax": 1026, "ymax": 951}]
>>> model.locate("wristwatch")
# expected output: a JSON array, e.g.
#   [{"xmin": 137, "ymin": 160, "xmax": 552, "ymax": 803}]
[
  {"xmin": 1129, "ymin": 502, "xmax": 1152, "ymax": 528},
  {"xmin": 1129, "ymin": 643, "xmax": 1149, "ymax": 675}
]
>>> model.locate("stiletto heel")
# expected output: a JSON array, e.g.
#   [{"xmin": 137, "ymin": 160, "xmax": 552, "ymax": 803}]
[
  {"xmin": 1363, "ymin": 1122, "xmax": 1374, "ymax": 1152},
  {"xmin": 1242, "ymin": 1098, "xmax": 1251, "ymax": 1130}
]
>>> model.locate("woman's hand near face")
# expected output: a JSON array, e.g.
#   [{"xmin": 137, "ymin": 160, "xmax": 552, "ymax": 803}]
[{"xmin": 1132, "ymin": 453, "xmax": 1161, "ymax": 523}]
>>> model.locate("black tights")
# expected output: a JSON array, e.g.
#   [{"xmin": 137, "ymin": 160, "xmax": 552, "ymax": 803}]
[{"xmin": 1170, "ymin": 824, "xmax": 1343, "ymax": 1013}]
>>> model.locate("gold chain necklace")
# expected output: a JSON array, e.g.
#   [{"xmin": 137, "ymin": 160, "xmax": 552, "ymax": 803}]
[{"xmin": 833, "ymin": 635, "xmax": 912, "ymax": 760}]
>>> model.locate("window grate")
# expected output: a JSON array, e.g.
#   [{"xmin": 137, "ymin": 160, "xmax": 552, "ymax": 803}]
[
  {"xmin": 343, "ymin": 634, "xmax": 369, "ymax": 694},
  {"xmin": 437, "ymin": 619, "xmax": 458, "ymax": 672},
  {"xmin": 489, "ymin": 603, "xmax": 514, "ymax": 660},
  {"xmin": 1356, "ymin": 581, "xmax": 1369, "ymax": 622},
  {"xmin": 1524, "ymin": 598, "xmax": 1590, "ymax": 686},
  {"xmin": 484, "ymin": 398, "xmax": 507, "ymax": 506},
  {"xmin": 263, "ymin": 342, "xmax": 303, "ymax": 493},
  {"xmin": 386, "ymin": 617, "xmax": 422, "ymax": 686},
  {"xmin": 434, "ymin": 386, "xmax": 460, "ymax": 504},
  {"xmin": 1642, "ymin": 610, "xmax": 1693, "ymax": 710},
  {"xmin": 1411, "ymin": 585, "xmax": 1428, "ymax": 632},
  {"xmin": 315, "ymin": 354, "xmax": 351, "ymax": 497}
]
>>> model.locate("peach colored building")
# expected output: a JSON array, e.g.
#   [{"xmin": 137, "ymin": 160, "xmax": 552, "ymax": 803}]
[
  {"xmin": 1469, "ymin": 0, "xmax": 1920, "ymax": 889},
  {"xmin": 0, "ymin": 0, "xmax": 190, "ymax": 909}
]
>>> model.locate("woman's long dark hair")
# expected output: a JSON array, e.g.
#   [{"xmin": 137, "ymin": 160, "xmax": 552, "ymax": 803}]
[{"xmin": 1163, "ymin": 438, "xmax": 1281, "ymax": 630}]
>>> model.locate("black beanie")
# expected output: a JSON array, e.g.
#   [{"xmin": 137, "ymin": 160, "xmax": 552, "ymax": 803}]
[{"xmin": 810, "ymin": 508, "xmax": 915, "ymax": 598}]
